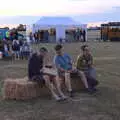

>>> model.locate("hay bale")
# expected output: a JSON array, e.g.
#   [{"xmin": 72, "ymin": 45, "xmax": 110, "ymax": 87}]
[
  {"xmin": 3, "ymin": 78, "xmax": 50, "ymax": 100},
  {"xmin": 3, "ymin": 75, "xmax": 85, "ymax": 100},
  {"xmin": 3, "ymin": 79, "xmax": 17, "ymax": 99},
  {"xmin": 71, "ymin": 75, "xmax": 85, "ymax": 91}
]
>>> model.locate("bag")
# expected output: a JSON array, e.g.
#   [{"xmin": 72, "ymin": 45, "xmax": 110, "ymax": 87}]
[{"xmin": 12, "ymin": 41, "xmax": 20, "ymax": 51}]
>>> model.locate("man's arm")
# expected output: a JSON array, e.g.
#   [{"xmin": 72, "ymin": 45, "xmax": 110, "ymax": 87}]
[
  {"xmin": 53, "ymin": 56, "xmax": 66, "ymax": 72},
  {"xmin": 76, "ymin": 55, "xmax": 82, "ymax": 69}
]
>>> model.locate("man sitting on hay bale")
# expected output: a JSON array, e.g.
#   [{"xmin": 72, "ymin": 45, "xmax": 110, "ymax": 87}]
[
  {"xmin": 53, "ymin": 44, "xmax": 95, "ymax": 97},
  {"xmin": 76, "ymin": 45, "xmax": 99, "ymax": 91},
  {"xmin": 28, "ymin": 47, "xmax": 67, "ymax": 101}
]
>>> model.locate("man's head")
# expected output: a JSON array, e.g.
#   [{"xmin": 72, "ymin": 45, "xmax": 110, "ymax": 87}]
[
  {"xmin": 54, "ymin": 44, "xmax": 63, "ymax": 55},
  {"xmin": 81, "ymin": 45, "xmax": 90, "ymax": 55},
  {"xmin": 38, "ymin": 47, "xmax": 48, "ymax": 57}
]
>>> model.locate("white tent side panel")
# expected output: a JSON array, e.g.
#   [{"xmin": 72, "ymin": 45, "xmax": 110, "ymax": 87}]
[{"xmin": 56, "ymin": 26, "xmax": 66, "ymax": 41}]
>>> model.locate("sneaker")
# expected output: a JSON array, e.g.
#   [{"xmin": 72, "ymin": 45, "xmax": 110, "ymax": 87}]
[
  {"xmin": 86, "ymin": 88, "xmax": 95, "ymax": 94},
  {"xmin": 61, "ymin": 96, "xmax": 68, "ymax": 100},
  {"xmin": 69, "ymin": 91, "xmax": 74, "ymax": 97},
  {"xmin": 55, "ymin": 97, "xmax": 62, "ymax": 102},
  {"xmin": 92, "ymin": 88, "xmax": 97, "ymax": 91}
]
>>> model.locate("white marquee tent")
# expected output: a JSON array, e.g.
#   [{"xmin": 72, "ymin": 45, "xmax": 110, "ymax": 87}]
[{"xmin": 32, "ymin": 17, "xmax": 87, "ymax": 42}]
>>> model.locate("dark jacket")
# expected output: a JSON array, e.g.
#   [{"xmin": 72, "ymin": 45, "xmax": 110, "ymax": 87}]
[
  {"xmin": 12, "ymin": 41, "xmax": 20, "ymax": 51},
  {"xmin": 28, "ymin": 53, "xmax": 43, "ymax": 79}
]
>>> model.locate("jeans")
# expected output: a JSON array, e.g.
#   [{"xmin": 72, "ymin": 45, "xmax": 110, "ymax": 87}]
[
  {"xmin": 88, "ymin": 67, "xmax": 96, "ymax": 79},
  {"xmin": 84, "ymin": 67, "xmax": 98, "ymax": 88}
]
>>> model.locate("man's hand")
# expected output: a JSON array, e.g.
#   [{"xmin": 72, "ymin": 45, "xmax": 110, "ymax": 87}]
[
  {"xmin": 88, "ymin": 61, "xmax": 92, "ymax": 66},
  {"xmin": 40, "ymin": 68, "xmax": 44, "ymax": 73},
  {"xmin": 66, "ymin": 70, "xmax": 72, "ymax": 73}
]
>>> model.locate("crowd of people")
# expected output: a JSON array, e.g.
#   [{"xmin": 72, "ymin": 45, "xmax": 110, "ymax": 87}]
[
  {"xmin": 28, "ymin": 44, "xmax": 98, "ymax": 101},
  {"xmin": 0, "ymin": 39, "xmax": 31, "ymax": 60},
  {"xmin": 29, "ymin": 30, "xmax": 50, "ymax": 43},
  {"xmin": 29, "ymin": 28, "xmax": 86, "ymax": 44},
  {"xmin": 69, "ymin": 29, "xmax": 86, "ymax": 42}
]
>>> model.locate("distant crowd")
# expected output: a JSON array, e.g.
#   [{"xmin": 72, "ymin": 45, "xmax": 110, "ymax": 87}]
[
  {"xmin": 0, "ymin": 39, "xmax": 31, "ymax": 60},
  {"xmin": 29, "ymin": 29, "xmax": 86, "ymax": 43}
]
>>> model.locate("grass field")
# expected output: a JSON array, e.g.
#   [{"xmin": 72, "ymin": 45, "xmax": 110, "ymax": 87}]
[{"xmin": 0, "ymin": 42, "xmax": 120, "ymax": 120}]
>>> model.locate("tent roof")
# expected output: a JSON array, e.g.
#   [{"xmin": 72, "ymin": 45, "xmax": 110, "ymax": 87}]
[{"xmin": 35, "ymin": 17, "xmax": 81, "ymax": 25}]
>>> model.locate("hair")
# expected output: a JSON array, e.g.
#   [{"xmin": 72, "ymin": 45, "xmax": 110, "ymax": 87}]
[
  {"xmin": 54, "ymin": 44, "xmax": 63, "ymax": 51},
  {"xmin": 81, "ymin": 45, "xmax": 88, "ymax": 51},
  {"xmin": 39, "ymin": 47, "xmax": 48, "ymax": 53}
]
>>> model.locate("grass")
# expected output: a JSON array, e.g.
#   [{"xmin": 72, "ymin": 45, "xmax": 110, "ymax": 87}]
[{"xmin": 0, "ymin": 42, "xmax": 120, "ymax": 120}]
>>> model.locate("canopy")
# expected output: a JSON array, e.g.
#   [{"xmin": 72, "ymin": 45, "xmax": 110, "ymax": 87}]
[
  {"xmin": 36, "ymin": 17, "xmax": 80, "ymax": 25},
  {"xmin": 32, "ymin": 17, "xmax": 87, "ymax": 41}
]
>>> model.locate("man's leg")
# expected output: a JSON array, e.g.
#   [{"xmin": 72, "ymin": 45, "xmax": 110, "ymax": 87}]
[
  {"xmin": 88, "ymin": 68, "xmax": 99, "ymax": 90},
  {"xmin": 65, "ymin": 72, "xmax": 74, "ymax": 97},
  {"xmin": 43, "ymin": 75, "xmax": 61, "ymax": 101},
  {"xmin": 54, "ymin": 76, "xmax": 67, "ymax": 99},
  {"xmin": 17, "ymin": 51, "xmax": 20, "ymax": 60},
  {"xmin": 77, "ymin": 71, "xmax": 89, "ymax": 89},
  {"xmin": 65, "ymin": 73, "xmax": 72, "ymax": 92},
  {"xmin": 77, "ymin": 70, "xmax": 96, "ymax": 93},
  {"xmin": 89, "ymin": 67, "xmax": 97, "ymax": 79}
]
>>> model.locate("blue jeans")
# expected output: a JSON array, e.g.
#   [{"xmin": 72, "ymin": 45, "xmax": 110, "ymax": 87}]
[
  {"xmin": 84, "ymin": 67, "xmax": 96, "ymax": 79},
  {"xmin": 89, "ymin": 67, "xmax": 96, "ymax": 79},
  {"xmin": 84, "ymin": 67, "xmax": 98, "ymax": 88}
]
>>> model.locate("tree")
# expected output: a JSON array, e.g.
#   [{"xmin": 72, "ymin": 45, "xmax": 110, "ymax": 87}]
[
  {"xmin": 3, "ymin": 27, "xmax": 9, "ymax": 30},
  {"xmin": 17, "ymin": 24, "xmax": 26, "ymax": 31}
]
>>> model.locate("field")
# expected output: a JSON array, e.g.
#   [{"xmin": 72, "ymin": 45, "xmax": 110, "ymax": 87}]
[{"xmin": 0, "ymin": 42, "xmax": 120, "ymax": 120}]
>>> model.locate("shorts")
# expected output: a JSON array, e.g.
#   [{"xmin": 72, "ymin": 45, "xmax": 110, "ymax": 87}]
[{"xmin": 13, "ymin": 51, "xmax": 20, "ymax": 56}]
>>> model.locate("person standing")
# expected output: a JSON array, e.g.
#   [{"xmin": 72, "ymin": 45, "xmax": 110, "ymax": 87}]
[
  {"xmin": 82, "ymin": 30, "xmax": 86, "ymax": 42},
  {"xmin": 12, "ymin": 39, "xmax": 20, "ymax": 60}
]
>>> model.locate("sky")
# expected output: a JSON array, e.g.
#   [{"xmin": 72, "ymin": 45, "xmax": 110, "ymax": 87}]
[{"xmin": 0, "ymin": 0, "xmax": 120, "ymax": 26}]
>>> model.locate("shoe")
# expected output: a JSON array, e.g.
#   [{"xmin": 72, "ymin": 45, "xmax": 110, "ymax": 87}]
[
  {"xmin": 86, "ymin": 88, "xmax": 95, "ymax": 94},
  {"xmin": 69, "ymin": 91, "xmax": 74, "ymax": 97},
  {"xmin": 55, "ymin": 97, "xmax": 62, "ymax": 102},
  {"xmin": 92, "ymin": 88, "xmax": 97, "ymax": 92},
  {"xmin": 61, "ymin": 96, "xmax": 68, "ymax": 100}
]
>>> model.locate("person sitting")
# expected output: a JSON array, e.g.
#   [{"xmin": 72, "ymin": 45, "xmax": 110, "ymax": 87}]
[
  {"xmin": 76, "ymin": 45, "xmax": 99, "ymax": 91},
  {"xmin": 53, "ymin": 44, "xmax": 94, "ymax": 97},
  {"xmin": 28, "ymin": 47, "xmax": 66, "ymax": 101}
]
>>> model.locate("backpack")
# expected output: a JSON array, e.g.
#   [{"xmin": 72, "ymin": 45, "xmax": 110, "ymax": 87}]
[
  {"xmin": 22, "ymin": 43, "xmax": 30, "ymax": 52},
  {"xmin": 12, "ymin": 41, "xmax": 20, "ymax": 51}
]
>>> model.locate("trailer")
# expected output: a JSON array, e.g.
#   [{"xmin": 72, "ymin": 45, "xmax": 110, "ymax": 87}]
[{"xmin": 101, "ymin": 22, "xmax": 120, "ymax": 41}]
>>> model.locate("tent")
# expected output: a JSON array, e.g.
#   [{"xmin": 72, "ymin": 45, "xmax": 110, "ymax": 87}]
[{"xmin": 32, "ymin": 17, "xmax": 87, "ymax": 42}]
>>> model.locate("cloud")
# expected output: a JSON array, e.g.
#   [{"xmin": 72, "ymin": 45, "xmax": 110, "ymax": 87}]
[
  {"xmin": 73, "ymin": 7, "xmax": 120, "ymax": 23},
  {"xmin": 0, "ymin": 0, "xmax": 120, "ymax": 16},
  {"xmin": 0, "ymin": 0, "xmax": 120, "ymax": 24}
]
